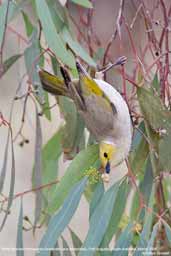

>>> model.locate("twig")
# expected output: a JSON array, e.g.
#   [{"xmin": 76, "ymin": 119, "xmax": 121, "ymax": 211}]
[
  {"xmin": 130, "ymin": 3, "xmax": 143, "ymax": 30},
  {"xmin": 0, "ymin": 179, "xmax": 60, "ymax": 204},
  {"xmin": 102, "ymin": 0, "xmax": 125, "ymax": 67}
]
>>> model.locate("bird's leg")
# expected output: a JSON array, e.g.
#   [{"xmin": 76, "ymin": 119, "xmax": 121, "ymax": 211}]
[{"xmin": 96, "ymin": 56, "xmax": 127, "ymax": 80}]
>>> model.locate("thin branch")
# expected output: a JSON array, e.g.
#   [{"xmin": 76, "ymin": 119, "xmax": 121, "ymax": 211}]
[{"xmin": 102, "ymin": 0, "xmax": 125, "ymax": 67}]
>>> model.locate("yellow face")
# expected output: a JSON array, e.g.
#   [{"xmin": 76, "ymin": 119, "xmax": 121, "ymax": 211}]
[{"xmin": 99, "ymin": 142, "xmax": 116, "ymax": 171}]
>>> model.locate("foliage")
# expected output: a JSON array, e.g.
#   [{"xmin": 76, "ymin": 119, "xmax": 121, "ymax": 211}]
[{"xmin": 0, "ymin": 0, "xmax": 171, "ymax": 255}]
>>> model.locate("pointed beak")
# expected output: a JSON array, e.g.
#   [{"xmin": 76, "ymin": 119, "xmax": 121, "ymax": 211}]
[{"xmin": 105, "ymin": 161, "xmax": 111, "ymax": 174}]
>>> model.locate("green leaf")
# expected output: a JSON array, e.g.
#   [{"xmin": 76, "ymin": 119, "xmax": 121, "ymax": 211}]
[
  {"xmin": 89, "ymin": 182, "xmax": 104, "ymax": 219},
  {"xmin": 59, "ymin": 97, "xmax": 85, "ymax": 159},
  {"xmin": 159, "ymin": 132, "xmax": 171, "ymax": 171},
  {"xmin": 16, "ymin": 199, "xmax": 24, "ymax": 256},
  {"xmin": 0, "ymin": 1, "xmax": 9, "ymax": 46},
  {"xmin": 35, "ymin": 0, "xmax": 75, "ymax": 68},
  {"xmin": 0, "ymin": 130, "xmax": 15, "ymax": 231},
  {"xmin": 163, "ymin": 221, "xmax": 171, "ymax": 245},
  {"xmin": 79, "ymin": 181, "xmax": 120, "ymax": 256},
  {"xmin": 46, "ymin": 0, "xmax": 64, "ymax": 32},
  {"xmin": 0, "ymin": 130, "xmax": 10, "ymax": 193},
  {"xmin": 137, "ymin": 86, "xmax": 171, "ymax": 172},
  {"xmin": 33, "ymin": 111, "xmax": 43, "ymax": 230},
  {"xmin": 133, "ymin": 196, "xmax": 155, "ymax": 256},
  {"xmin": 47, "ymin": 144, "xmax": 99, "ymax": 215},
  {"xmin": 41, "ymin": 130, "xmax": 62, "ymax": 203},
  {"xmin": 38, "ymin": 177, "xmax": 87, "ymax": 256},
  {"xmin": 61, "ymin": 26, "xmax": 96, "ymax": 67},
  {"xmin": 131, "ymin": 158, "xmax": 153, "ymax": 221},
  {"xmin": 24, "ymin": 32, "xmax": 45, "ymax": 104},
  {"xmin": 113, "ymin": 223, "xmax": 134, "ymax": 256},
  {"xmin": 101, "ymin": 179, "xmax": 129, "ymax": 247},
  {"xmin": 41, "ymin": 91, "xmax": 51, "ymax": 121},
  {"xmin": 51, "ymin": 241, "xmax": 61, "ymax": 256},
  {"xmin": 145, "ymin": 222, "xmax": 159, "ymax": 253},
  {"xmin": 0, "ymin": 0, "xmax": 20, "ymax": 45},
  {"xmin": 70, "ymin": 0, "xmax": 93, "ymax": 8},
  {"xmin": 137, "ymin": 87, "xmax": 170, "ymax": 131},
  {"xmin": 69, "ymin": 227, "xmax": 82, "ymax": 256},
  {"xmin": 0, "ymin": 54, "xmax": 22, "ymax": 78},
  {"xmin": 152, "ymin": 73, "xmax": 160, "ymax": 92},
  {"xmin": 22, "ymin": 11, "xmax": 34, "ymax": 37},
  {"xmin": 61, "ymin": 236, "xmax": 72, "ymax": 256},
  {"xmin": 93, "ymin": 48, "xmax": 105, "ymax": 62}
]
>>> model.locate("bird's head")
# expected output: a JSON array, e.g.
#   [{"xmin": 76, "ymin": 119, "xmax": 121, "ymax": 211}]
[{"xmin": 99, "ymin": 141, "xmax": 116, "ymax": 174}]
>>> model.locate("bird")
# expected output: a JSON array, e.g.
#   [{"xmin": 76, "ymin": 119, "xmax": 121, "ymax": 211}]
[{"xmin": 38, "ymin": 59, "xmax": 132, "ymax": 182}]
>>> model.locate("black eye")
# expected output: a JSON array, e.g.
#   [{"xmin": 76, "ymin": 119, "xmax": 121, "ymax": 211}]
[{"xmin": 104, "ymin": 152, "xmax": 108, "ymax": 158}]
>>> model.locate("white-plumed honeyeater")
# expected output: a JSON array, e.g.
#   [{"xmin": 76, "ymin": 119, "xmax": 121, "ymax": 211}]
[{"xmin": 38, "ymin": 60, "xmax": 132, "ymax": 182}]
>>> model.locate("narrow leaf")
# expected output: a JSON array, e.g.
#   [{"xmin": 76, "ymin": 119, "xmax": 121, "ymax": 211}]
[
  {"xmin": 16, "ymin": 199, "xmax": 24, "ymax": 256},
  {"xmin": 0, "ymin": 54, "xmax": 22, "ymax": 78},
  {"xmin": 89, "ymin": 182, "xmax": 104, "ymax": 219},
  {"xmin": 163, "ymin": 221, "xmax": 171, "ymax": 245},
  {"xmin": 70, "ymin": 0, "xmax": 93, "ymax": 8},
  {"xmin": 101, "ymin": 179, "xmax": 129, "ymax": 247},
  {"xmin": 22, "ymin": 11, "xmax": 34, "ymax": 37},
  {"xmin": 145, "ymin": 222, "xmax": 159, "ymax": 253},
  {"xmin": 62, "ymin": 27, "xmax": 96, "ymax": 67},
  {"xmin": 38, "ymin": 177, "xmax": 87, "ymax": 256},
  {"xmin": 0, "ymin": 130, "xmax": 10, "ymax": 193},
  {"xmin": 113, "ymin": 223, "xmax": 134, "ymax": 256},
  {"xmin": 69, "ymin": 227, "xmax": 82, "ymax": 256},
  {"xmin": 35, "ymin": 0, "xmax": 75, "ymax": 68},
  {"xmin": 41, "ymin": 130, "xmax": 62, "ymax": 203},
  {"xmin": 0, "ymin": 130, "xmax": 15, "ymax": 231},
  {"xmin": 33, "ymin": 111, "xmax": 43, "ymax": 230},
  {"xmin": 24, "ymin": 33, "xmax": 45, "ymax": 104},
  {"xmin": 47, "ymin": 144, "xmax": 99, "ymax": 215},
  {"xmin": 51, "ymin": 241, "xmax": 61, "ymax": 256},
  {"xmin": 79, "ymin": 181, "xmax": 120, "ymax": 256},
  {"xmin": 61, "ymin": 236, "xmax": 72, "ymax": 256},
  {"xmin": 0, "ymin": 0, "xmax": 9, "ymax": 46}
]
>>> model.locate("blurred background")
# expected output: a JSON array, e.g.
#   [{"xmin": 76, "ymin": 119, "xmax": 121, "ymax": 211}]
[{"xmin": 0, "ymin": 0, "xmax": 170, "ymax": 255}]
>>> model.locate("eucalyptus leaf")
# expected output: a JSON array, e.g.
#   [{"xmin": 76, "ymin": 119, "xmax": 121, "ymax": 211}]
[
  {"xmin": 70, "ymin": 0, "xmax": 93, "ymax": 8},
  {"xmin": 0, "ymin": 130, "xmax": 10, "ymax": 193},
  {"xmin": 0, "ymin": 54, "xmax": 22, "ymax": 78},
  {"xmin": 0, "ymin": 130, "xmax": 15, "ymax": 231},
  {"xmin": 47, "ymin": 144, "xmax": 99, "ymax": 215},
  {"xmin": 16, "ymin": 199, "xmax": 24, "ymax": 256},
  {"xmin": 24, "ymin": 31, "xmax": 45, "ymax": 104},
  {"xmin": 101, "ymin": 179, "xmax": 129, "ymax": 247},
  {"xmin": 33, "ymin": 110, "xmax": 43, "ymax": 231},
  {"xmin": 41, "ymin": 130, "xmax": 62, "ymax": 204},
  {"xmin": 145, "ymin": 222, "xmax": 159, "ymax": 253},
  {"xmin": 89, "ymin": 182, "xmax": 104, "ymax": 220},
  {"xmin": 61, "ymin": 26, "xmax": 96, "ymax": 67},
  {"xmin": 35, "ymin": 0, "xmax": 75, "ymax": 68},
  {"xmin": 79, "ymin": 181, "xmax": 120, "ymax": 256},
  {"xmin": 59, "ymin": 97, "xmax": 85, "ymax": 159},
  {"xmin": 69, "ymin": 227, "xmax": 82, "ymax": 256},
  {"xmin": 0, "ymin": 0, "xmax": 10, "ymax": 47},
  {"xmin": 22, "ymin": 11, "xmax": 34, "ymax": 37},
  {"xmin": 38, "ymin": 177, "xmax": 87, "ymax": 256},
  {"xmin": 163, "ymin": 221, "xmax": 171, "ymax": 245},
  {"xmin": 61, "ymin": 236, "xmax": 72, "ymax": 256},
  {"xmin": 113, "ymin": 223, "xmax": 134, "ymax": 256}
]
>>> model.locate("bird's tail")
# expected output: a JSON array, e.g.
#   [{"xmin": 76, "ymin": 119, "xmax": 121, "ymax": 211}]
[{"xmin": 38, "ymin": 68, "xmax": 69, "ymax": 97}]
